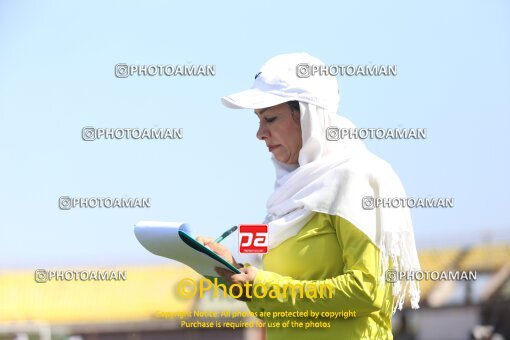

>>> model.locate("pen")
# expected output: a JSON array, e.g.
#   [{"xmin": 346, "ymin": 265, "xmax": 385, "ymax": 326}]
[{"xmin": 214, "ymin": 225, "xmax": 238, "ymax": 243}]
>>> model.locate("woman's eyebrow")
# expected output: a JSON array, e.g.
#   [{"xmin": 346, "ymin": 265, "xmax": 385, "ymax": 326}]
[{"xmin": 254, "ymin": 108, "xmax": 270, "ymax": 116}]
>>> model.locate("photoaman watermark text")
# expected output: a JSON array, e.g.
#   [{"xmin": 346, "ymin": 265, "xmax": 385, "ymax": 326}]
[{"xmin": 177, "ymin": 277, "xmax": 334, "ymax": 300}]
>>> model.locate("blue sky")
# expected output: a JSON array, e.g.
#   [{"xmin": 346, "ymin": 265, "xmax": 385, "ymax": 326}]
[{"xmin": 0, "ymin": 0, "xmax": 509, "ymax": 269}]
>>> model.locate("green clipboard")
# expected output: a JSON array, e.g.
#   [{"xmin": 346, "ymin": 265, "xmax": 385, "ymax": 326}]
[{"xmin": 178, "ymin": 230, "xmax": 241, "ymax": 274}]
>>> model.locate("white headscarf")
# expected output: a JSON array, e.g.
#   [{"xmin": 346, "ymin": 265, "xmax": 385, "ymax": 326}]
[{"xmin": 262, "ymin": 101, "xmax": 421, "ymax": 312}]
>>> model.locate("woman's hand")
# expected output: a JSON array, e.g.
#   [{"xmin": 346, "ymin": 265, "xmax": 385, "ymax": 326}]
[
  {"xmin": 195, "ymin": 236, "xmax": 242, "ymax": 269},
  {"xmin": 215, "ymin": 265, "xmax": 259, "ymax": 301},
  {"xmin": 195, "ymin": 235, "xmax": 259, "ymax": 301}
]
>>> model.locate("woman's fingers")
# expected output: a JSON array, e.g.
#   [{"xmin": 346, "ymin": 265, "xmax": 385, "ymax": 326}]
[
  {"xmin": 195, "ymin": 236, "xmax": 214, "ymax": 245},
  {"xmin": 241, "ymin": 266, "xmax": 258, "ymax": 282},
  {"xmin": 214, "ymin": 266, "xmax": 259, "ymax": 302},
  {"xmin": 214, "ymin": 267, "xmax": 236, "ymax": 283},
  {"xmin": 196, "ymin": 236, "xmax": 227, "ymax": 254},
  {"xmin": 196, "ymin": 236, "xmax": 238, "ymax": 268},
  {"xmin": 214, "ymin": 267, "xmax": 244, "ymax": 282},
  {"xmin": 230, "ymin": 273, "xmax": 248, "ymax": 283},
  {"xmin": 215, "ymin": 267, "xmax": 256, "ymax": 284},
  {"xmin": 195, "ymin": 236, "xmax": 221, "ymax": 254}
]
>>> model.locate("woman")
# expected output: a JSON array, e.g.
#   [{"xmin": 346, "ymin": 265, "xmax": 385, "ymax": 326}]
[{"xmin": 197, "ymin": 52, "xmax": 421, "ymax": 339}]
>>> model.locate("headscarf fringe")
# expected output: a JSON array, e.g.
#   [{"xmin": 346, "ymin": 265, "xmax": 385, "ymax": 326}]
[{"xmin": 380, "ymin": 230, "xmax": 421, "ymax": 314}]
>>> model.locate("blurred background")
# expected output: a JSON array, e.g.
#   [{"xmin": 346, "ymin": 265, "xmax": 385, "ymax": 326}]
[{"xmin": 0, "ymin": 0, "xmax": 509, "ymax": 339}]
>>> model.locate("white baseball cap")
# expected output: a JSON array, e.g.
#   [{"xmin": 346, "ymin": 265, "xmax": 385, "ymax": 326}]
[{"xmin": 221, "ymin": 52, "xmax": 340, "ymax": 111}]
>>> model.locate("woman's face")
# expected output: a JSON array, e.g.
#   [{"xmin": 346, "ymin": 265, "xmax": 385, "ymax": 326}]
[{"xmin": 255, "ymin": 102, "xmax": 302, "ymax": 165}]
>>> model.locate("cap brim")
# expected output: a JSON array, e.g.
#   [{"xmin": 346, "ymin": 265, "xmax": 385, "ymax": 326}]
[{"xmin": 221, "ymin": 89, "xmax": 290, "ymax": 109}]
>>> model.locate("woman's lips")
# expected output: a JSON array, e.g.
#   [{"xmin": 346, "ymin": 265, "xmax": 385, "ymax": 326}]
[{"xmin": 268, "ymin": 145, "xmax": 280, "ymax": 152}]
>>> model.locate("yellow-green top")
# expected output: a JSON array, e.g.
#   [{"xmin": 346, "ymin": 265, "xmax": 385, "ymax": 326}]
[{"xmin": 246, "ymin": 212, "xmax": 394, "ymax": 340}]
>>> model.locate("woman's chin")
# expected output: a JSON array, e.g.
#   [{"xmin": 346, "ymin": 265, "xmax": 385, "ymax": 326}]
[
  {"xmin": 274, "ymin": 154, "xmax": 291, "ymax": 164},
  {"xmin": 273, "ymin": 153, "xmax": 284, "ymax": 162}
]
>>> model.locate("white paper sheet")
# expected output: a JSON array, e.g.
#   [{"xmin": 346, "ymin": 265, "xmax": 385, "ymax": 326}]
[{"xmin": 134, "ymin": 221, "xmax": 236, "ymax": 277}]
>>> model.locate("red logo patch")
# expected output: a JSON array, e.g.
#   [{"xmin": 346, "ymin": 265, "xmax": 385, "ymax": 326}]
[{"xmin": 238, "ymin": 224, "xmax": 268, "ymax": 254}]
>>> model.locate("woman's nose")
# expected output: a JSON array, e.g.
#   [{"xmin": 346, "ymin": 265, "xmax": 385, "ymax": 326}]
[{"xmin": 256, "ymin": 124, "xmax": 269, "ymax": 140}]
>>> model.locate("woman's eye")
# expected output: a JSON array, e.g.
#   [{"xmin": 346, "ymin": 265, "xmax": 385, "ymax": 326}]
[{"xmin": 265, "ymin": 117, "xmax": 277, "ymax": 123}]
